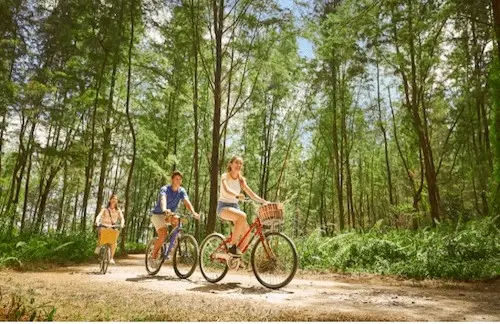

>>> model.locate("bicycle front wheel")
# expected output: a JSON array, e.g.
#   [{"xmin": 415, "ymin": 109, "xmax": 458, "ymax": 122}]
[
  {"xmin": 145, "ymin": 238, "xmax": 164, "ymax": 275},
  {"xmin": 251, "ymin": 232, "xmax": 297, "ymax": 289},
  {"xmin": 199, "ymin": 233, "xmax": 228, "ymax": 283},
  {"xmin": 99, "ymin": 245, "xmax": 111, "ymax": 274},
  {"xmin": 173, "ymin": 234, "xmax": 198, "ymax": 279}
]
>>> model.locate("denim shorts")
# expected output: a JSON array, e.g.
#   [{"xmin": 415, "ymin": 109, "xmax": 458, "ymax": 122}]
[{"xmin": 217, "ymin": 201, "xmax": 239, "ymax": 215}]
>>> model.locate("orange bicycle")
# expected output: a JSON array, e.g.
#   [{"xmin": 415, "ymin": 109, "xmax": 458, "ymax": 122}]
[{"xmin": 198, "ymin": 199, "xmax": 297, "ymax": 289}]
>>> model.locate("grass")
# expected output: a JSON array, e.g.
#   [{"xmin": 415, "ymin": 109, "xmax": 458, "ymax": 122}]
[{"xmin": 0, "ymin": 289, "xmax": 56, "ymax": 321}]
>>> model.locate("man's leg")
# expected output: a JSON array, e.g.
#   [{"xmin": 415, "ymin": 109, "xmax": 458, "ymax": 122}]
[
  {"xmin": 151, "ymin": 214, "xmax": 168, "ymax": 259},
  {"xmin": 152, "ymin": 227, "xmax": 168, "ymax": 259}
]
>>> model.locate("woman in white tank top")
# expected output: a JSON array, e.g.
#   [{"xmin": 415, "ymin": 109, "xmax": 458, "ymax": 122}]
[{"xmin": 217, "ymin": 156, "xmax": 268, "ymax": 256}]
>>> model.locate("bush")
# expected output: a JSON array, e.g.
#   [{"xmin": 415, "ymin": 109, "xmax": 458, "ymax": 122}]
[
  {"xmin": 295, "ymin": 217, "xmax": 500, "ymax": 280},
  {"xmin": 0, "ymin": 232, "xmax": 96, "ymax": 268},
  {"xmin": 121, "ymin": 241, "xmax": 147, "ymax": 254}
]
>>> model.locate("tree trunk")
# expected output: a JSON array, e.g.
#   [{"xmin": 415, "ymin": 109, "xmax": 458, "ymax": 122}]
[
  {"xmin": 122, "ymin": 0, "xmax": 137, "ymax": 255},
  {"xmin": 56, "ymin": 162, "xmax": 68, "ymax": 233},
  {"xmin": 95, "ymin": 58, "xmax": 119, "ymax": 222},
  {"xmin": 376, "ymin": 59, "xmax": 394, "ymax": 205},
  {"xmin": 206, "ymin": 0, "xmax": 225, "ymax": 234},
  {"xmin": 492, "ymin": 0, "xmax": 500, "ymax": 215},
  {"xmin": 20, "ymin": 143, "xmax": 33, "ymax": 233},
  {"xmin": 330, "ymin": 60, "xmax": 344, "ymax": 231},
  {"xmin": 82, "ymin": 51, "xmax": 108, "ymax": 232},
  {"xmin": 189, "ymin": 0, "xmax": 201, "ymax": 239}
]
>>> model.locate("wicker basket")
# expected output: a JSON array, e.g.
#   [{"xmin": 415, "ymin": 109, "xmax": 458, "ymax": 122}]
[
  {"xmin": 258, "ymin": 203, "xmax": 284, "ymax": 227},
  {"xmin": 99, "ymin": 228, "xmax": 119, "ymax": 245}
]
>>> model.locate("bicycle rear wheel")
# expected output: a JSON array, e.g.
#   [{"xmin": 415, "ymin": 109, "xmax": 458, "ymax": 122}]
[
  {"xmin": 199, "ymin": 233, "xmax": 228, "ymax": 283},
  {"xmin": 251, "ymin": 232, "xmax": 297, "ymax": 289},
  {"xmin": 173, "ymin": 234, "xmax": 198, "ymax": 279},
  {"xmin": 99, "ymin": 245, "xmax": 111, "ymax": 274},
  {"xmin": 145, "ymin": 238, "xmax": 164, "ymax": 275}
]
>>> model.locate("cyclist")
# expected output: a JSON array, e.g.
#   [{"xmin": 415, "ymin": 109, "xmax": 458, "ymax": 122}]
[
  {"xmin": 150, "ymin": 170, "xmax": 200, "ymax": 259},
  {"xmin": 95, "ymin": 193, "xmax": 125, "ymax": 264},
  {"xmin": 217, "ymin": 156, "xmax": 268, "ymax": 257}
]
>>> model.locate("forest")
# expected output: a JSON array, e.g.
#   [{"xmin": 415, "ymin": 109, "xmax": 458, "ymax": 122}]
[{"xmin": 0, "ymin": 0, "xmax": 499, "ymax": 280}]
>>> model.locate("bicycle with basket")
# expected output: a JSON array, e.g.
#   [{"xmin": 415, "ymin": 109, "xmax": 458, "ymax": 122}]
[
  {"xmin": 198, "ymin": 199, "xmax": 298, "ymax": 289},
  {"xmin": 97, "ymin": 224, "xmax": 121, "ymax": 274}
]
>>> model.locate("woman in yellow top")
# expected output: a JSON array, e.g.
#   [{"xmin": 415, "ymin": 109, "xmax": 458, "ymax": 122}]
[{"xmin": 95, "ymin": 193, "xmax": 125, "ymax": 264}]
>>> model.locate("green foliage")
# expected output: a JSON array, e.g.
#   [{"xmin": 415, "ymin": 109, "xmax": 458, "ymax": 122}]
[
  {"xmin": 0, "ymin": 232, "xmax": 96, "ymax": 268},
  {"xmin": 490, "ymin": 57, "xmax": 500, "ymax": 216},
  {"xmin": 296, "ymin": 217, "xmax": 500, "ymax": 280},
  {"xmin": 120, "ymin": 241, "xmax": 146, "ymax": 254}
]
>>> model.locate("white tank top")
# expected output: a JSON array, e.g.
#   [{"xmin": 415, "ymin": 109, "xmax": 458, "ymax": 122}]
[{"xmin": 219, "ymin": 173, "xmax": 240, "ymax": 204}]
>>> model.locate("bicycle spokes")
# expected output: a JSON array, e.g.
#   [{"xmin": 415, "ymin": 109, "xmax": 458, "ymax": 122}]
[
  {"xmin": 251, "ymin": 232, "xmax": 298, "ymax": 289},
  {"xmin": 199, "ymin": 234, "xmax": 229, "ymax": 283},
  {"xmin": 145, "ymin": 239, "xmax": 164, "ymax": 275}
]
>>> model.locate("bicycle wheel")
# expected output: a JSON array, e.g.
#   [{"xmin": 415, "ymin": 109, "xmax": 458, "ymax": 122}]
[
  {"xmin": 173, "ymin": 234, "xmax": 198, "ymax": 279},
  {"xmin": 251, "ymin": 232, "xmax": 297, "ymax": 289},
  {"xmin": 199, "ymin": 233, "xmax": 229, "ymax": 283},
  {"xmin": 99, "ymin": 245, "xmax": 111, "ymax": 274},
  {"xmin": 145, "ymin": 238, "xmax": 164, "ymax": 275}
]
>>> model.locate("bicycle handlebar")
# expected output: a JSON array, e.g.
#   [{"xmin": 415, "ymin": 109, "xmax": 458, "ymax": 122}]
[
  {"xmin": 165, "ymin": 211, "xmax": 203, "ymax": 221},
  {"xmin": 239, "ymin": 198, "xmax": 271, "ymax": 205},
  {"xmin": 97, "ymin": 224, "xmax": 122, "ymax": 229}
]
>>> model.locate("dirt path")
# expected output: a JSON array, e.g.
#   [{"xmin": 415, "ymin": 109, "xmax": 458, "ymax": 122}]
[{"xmin": 1, "ymin": 254, "xmax": 499, "ymax": 321}]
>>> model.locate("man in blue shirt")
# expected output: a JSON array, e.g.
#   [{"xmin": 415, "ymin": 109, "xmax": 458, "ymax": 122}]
[{"xmin": 150, "ymin": 170, "xmax": 200, "ymax": 259}]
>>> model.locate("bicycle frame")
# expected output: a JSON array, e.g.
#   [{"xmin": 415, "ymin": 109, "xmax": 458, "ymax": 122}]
[
  {"xmin": 221, "ymin": 216, "xmax": 274, "ymax": 259},
  {"xmin": 161, "ymin": 217, "xmax": 186, "ymax": 259}
]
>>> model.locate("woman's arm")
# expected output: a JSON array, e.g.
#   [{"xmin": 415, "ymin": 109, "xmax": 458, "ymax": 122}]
[
  {"xmin": 240, "ymin": 177, "xmax": 267, "ymax": 203},
  {"xmin": 95, "ymin": 208, "xmax": 104, "ymax": 226}
]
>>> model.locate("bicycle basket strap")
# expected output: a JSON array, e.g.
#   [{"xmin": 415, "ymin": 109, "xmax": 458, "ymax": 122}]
[{"xmin": 107, "ymin": 208, "xmax": 115, "ymax": 225}]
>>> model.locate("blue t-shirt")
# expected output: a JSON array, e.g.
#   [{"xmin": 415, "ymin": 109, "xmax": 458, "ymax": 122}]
[{"xmin": 151, "ymin": 185, "xmax": 189, "ymax": 214}]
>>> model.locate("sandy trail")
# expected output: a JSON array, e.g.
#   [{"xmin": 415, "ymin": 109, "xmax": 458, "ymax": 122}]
[{"xmin": 1, "ymin": 254, "xmax": 499, "ymax": 321}]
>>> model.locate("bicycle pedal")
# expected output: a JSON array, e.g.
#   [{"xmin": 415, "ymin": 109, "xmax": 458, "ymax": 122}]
[{"xmin": 227, "ymin": 258, "xmax": 241, "ymax": 270}]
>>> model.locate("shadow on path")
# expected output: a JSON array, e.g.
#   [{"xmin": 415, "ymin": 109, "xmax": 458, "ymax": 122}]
[
  {"xmin": 125, "ymin": 274, "xmax": 195, "ymax": 283},
  {"xmin": 188, "ymin": 281, "xmax": 294, "ymax": 296}
]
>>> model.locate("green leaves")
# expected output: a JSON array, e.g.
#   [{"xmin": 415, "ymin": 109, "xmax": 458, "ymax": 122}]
[
  {"xmin": 296, "ymin": 217, "xmax": 500, "ymax": 280},
  {"xmin": 0, "ymin": 233, "xmax": 96, "ymax": 268}
]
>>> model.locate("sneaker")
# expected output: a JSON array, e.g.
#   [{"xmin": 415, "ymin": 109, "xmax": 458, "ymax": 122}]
[
  {"xmin": 109, "ymin": 259, "xmax": 115, "ymax": 265},
  {"xmin": 227, "ymin": 245, "xmax": 242, "ymax": 257}
]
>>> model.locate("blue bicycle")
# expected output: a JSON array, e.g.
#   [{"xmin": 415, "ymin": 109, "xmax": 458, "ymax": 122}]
[{"xmin": 144, "ymin": 213, "xmax": 198, "ymax": 279}]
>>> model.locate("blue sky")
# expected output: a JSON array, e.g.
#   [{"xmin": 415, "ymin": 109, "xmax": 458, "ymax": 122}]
[
  {"xmin": 277, "ymin": 0, "xmax": 315, "ymax": 59},
  {"xmin": 298, "ymin": 37, "xmax": 315, "ymax": 59}
]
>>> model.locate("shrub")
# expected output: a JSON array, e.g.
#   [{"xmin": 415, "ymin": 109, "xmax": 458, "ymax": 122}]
[{"xmin": 295, "ymin": 217, "xmax": 500, "ymax": 280}]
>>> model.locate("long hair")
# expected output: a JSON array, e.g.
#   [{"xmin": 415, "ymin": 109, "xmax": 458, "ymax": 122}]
[
  {"xmin": 226, "ymin": 156, "xmax": 244, "ymax": 173},
  {"xmin": 106, "ymin": 193, "xmax": 119, "ymax": 209}
]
